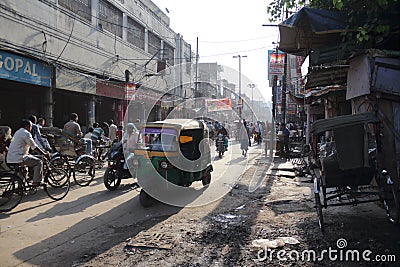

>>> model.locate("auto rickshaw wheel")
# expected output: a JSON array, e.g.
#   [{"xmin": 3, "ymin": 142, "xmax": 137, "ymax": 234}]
[
  {"xmin": 139, "ymin": 189, "xmax": 155, "ymax": 207},
  {"xmin": 202, "ymin": 171, "xmax": 212, "ymax": 186}
]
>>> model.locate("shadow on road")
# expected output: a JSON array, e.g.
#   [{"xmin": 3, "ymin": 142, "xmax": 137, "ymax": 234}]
[{"xmin": 14, "ymin": 187, "xmax": 182, "ymax": 266}]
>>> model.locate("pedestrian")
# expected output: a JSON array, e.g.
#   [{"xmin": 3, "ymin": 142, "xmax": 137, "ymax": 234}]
[
  {"xmin": 123, "ymin": 123, "xmax": 138, "ymax": 155},
  {"xmin": 108, "ymin": 119, "xmax": 117, "ymax": 141},
  {"xmin": 243, "ymin": 119, "xmax": 251, "ymax": 147},
  {"xmin": 63, "ymin": 113, "xmax": 92, "ymax": 155},
  {"xmin": 239, "ymin": 123, "xmax": 249, "ymax": 158},
  {"xmin": 280, "ymin": 123, "xmax": 290, "ymax": 159},
  {"xmin": 116, "ymin": 125, "xmax": 123, "ymax": 142}
]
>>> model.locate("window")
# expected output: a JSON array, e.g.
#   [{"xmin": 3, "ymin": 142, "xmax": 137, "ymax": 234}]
[
  {"xmin": 148, "ymin": 32, "xmax": 161, "ymax": 58},
  {"xmin": 163, "ymin": 43, "xmax": 174, "ymax": 65},
  {"xmin": 59, "ymin": 0, "xmax": 91, "ymax": 22},
  {"xmin": 137, "ymin": 127, "xmax": 178, "ymax": 152},
  {"xmin": 127, "ymin": 17, "xmax": 145, "ymax": 50},
  {"xmin": 99, "ymin": 0, "xmax": 123, "ymax": 38}
]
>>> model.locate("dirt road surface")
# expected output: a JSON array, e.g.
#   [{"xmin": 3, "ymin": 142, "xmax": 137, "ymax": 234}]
[{"xmin": 1, "ymin": 141, "xmax": 399, "ymax": 266}]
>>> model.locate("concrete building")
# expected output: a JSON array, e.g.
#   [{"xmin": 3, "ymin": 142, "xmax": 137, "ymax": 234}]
[{"xmin": 0, "ymin": 0, "xmax": 194, "ymax": 129}]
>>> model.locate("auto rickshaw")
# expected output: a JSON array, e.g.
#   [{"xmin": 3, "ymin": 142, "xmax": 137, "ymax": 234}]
[{"xmin": 132, "ymin": 119, "xmax": 213, "ymax": 207}]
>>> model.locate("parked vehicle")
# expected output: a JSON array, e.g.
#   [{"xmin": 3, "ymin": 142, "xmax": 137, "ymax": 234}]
[
  {"xmin": 103, "ymin": 141, "xmax": 134, "ymax": 191},
  {"xmin": 310, "ymin": 113, "xmax": 399, "ymax": 231},
  {"xmin": 133, "ymin": 119, "xmax": 213, "ymax": 207}
]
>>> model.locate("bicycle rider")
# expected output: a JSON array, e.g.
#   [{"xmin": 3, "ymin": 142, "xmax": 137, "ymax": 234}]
[{"xmin": 6, "ymin": 119, "xmax": 50, "ymax": 186}]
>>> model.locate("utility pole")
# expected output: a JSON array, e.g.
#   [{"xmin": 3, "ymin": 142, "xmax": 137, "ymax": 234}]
[
  {"xmin": 233, "ymin": 55, "xmax": 247, "ymax": 119},
  {"xmin": 282, "ymin": 51, "xmax": 287, "ymax": 124},
  {"xmin": 248, "ymin": 83, "xmax": 256, "ymax": 122}
]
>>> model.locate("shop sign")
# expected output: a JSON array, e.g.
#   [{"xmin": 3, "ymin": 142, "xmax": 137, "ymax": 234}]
[
  {"xmin": 56, "ymin": 66, "xmax": 96, "ymax": 94},
  {"xmin": 125, "ymin": 83, "xmax": 136, "ymax": 100},
  {"xmin": 0, "ymin": 50, "xmax": 51, "ymax": 86},
  {"xmin": 97, "ymin": 81, "xmax": 124, "ymax": 99},
  {"xmin": 133, "ymin": 89, "xmax": 162, "ymax": 105},
  {"xmin": 206, "ymin": 98, "xmax": 232, "ymax": 112}
]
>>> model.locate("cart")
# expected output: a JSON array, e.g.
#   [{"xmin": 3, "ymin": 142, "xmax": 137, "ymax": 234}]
[
  {"xmin": 310, "ymin": 113, "xmax": 399, "ymax": 231},
  {"xmin": 41, "ymin": 127, "xmax": 96, "ymax": 186}
]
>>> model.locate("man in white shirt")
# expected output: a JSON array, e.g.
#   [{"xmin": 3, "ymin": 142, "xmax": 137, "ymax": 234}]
[
  {"xmin": 7, "ymin": 119, "xmax": 50, "ymax": 186},
  {"xmin": 108, "ymin": 120, "xmax": 117, "ymax": 141}
]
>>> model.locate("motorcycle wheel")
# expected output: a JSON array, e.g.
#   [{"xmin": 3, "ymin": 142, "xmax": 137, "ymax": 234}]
[{"xmin": 104, "ymin": 167, "xmax": 122, "ymax": 191}]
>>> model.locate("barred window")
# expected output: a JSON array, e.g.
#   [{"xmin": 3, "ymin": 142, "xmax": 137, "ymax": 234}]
[
  {"xmin": 127, "ymin": 17, "xmax": 145, "ymax": 50},
  {"xmin": 99, "ymin": 0, "xmax": 123, "ymax": 38},
  {"xmin": 59, "ymin": 0, "xmax": 91, "ymax": 21},
  {"xmin": 148, "ymin": 31, "xmax": 161, "ymax": 58},
  {"xmin": 163, "ymin": 43, "xmax": 174, "ymax": 65}
]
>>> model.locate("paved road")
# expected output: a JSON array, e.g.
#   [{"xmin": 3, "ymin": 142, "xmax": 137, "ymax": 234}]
[{"xmin": 0, "ymin": 140, "xmax": 265, "ymax": 266}]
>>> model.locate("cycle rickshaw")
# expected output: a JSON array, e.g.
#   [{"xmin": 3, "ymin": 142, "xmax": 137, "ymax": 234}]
[
  {"xmin": 41, "ymin": 127, "xmax": 96, "ymax": 186},
  {"xmin": 311, "ymin": 113, "xmax": 399, "ymax": 231}
]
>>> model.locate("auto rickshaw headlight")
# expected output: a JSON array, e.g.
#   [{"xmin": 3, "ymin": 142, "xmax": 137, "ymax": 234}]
[
  {"xmin": 160, "ymin": 161, "xmax": 168, "ymax": 169},
  {"xmin": 132, "ymin": 158, "xmax": 139, "ymax": 168}
]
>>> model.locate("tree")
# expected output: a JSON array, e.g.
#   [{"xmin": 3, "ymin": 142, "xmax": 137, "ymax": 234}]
[{"xmin": 267, "ymin": 0, "xmax": 400, "ymax": 46}]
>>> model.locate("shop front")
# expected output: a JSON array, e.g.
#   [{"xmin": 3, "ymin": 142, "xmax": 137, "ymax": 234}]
[
  {"xmin": 53, "ymin": 66, "xmax": 96, "ymax": 130},
  {"xmin": 0, "ymin": 50, "xmax": 51, "ymax": 130},
  {"xmin": 95, "ymin": 80, "xmax": 125, "ymax": 126}
]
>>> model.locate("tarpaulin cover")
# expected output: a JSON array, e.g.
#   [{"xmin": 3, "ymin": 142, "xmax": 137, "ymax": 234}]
[{"xmin": 279, "ymin": 7, "xmax": 348, "ymax": 55}]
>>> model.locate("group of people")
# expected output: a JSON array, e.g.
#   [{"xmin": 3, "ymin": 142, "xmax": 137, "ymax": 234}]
[{"xmin": 0, "ymin": 113, "xmax": 129, "ymax": 187}]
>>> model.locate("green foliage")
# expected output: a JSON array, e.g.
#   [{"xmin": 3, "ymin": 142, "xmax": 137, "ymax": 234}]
[{"xmin": 266, "ymin": 0, "xmax": 399, "ymax": 47}]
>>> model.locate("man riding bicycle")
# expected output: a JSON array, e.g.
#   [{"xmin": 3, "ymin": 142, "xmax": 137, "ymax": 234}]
[{"xmin": 6, "ymin": 119, "xmax": 50, "ymax": 186}]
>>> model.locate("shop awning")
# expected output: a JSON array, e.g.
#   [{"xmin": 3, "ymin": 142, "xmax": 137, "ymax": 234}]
[
  {"xmin": 289, "ymin": 85, "xmax": 346, "ymax": 104},
  {"xmin": 278, "ymin": 7, "xmax": 348, "ymax": 56},
  {"xmin": 305, "ymin": 66, "xmax": 348, "ymax": 89}
]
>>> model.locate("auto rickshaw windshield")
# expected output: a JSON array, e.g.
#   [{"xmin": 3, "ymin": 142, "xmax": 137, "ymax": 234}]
[{"xmin": 137, "ymin": 127, "xmax": 178, "ymax": 152}]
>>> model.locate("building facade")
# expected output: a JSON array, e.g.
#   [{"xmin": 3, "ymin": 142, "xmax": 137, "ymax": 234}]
[{"xmin": 0, "ymin": 0, "xmax": 193, "ymax": 130}]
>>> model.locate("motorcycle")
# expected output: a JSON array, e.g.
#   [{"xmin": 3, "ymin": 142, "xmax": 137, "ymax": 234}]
[
  {"xmin": 103, "ymin": 141, "xmax": 134, "ymax": 191},
  {"xmin": 215, "ymin": 133, "xmax": 227, "ymax": 158}
]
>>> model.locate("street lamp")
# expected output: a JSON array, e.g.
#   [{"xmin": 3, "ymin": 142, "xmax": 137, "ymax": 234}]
[{"xmin": 233, "ymin": 55, "xmax": 247, "ymax": 119}]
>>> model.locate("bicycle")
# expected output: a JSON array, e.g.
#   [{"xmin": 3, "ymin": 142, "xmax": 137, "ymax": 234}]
[
  {"xmin": 92, "ymin": 139, "xmax": 111, "ymax": 169},
  {"xmin": 0, "ymin": 156, "xmax": 70, "ymax": 212},
  {"xmin": 50, "ymin": 153, "xmax": 95, "ymax": 187}
]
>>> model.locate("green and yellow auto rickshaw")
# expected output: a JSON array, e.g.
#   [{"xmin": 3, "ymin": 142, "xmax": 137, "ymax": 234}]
[{"xmin": 132, "ymin": 119, "xmax": 213, "ymax": 207}]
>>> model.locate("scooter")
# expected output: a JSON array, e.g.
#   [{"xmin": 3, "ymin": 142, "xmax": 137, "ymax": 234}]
[{"xmin": 103, "ymin": 142, "xmax": 134, "ymax": 191}]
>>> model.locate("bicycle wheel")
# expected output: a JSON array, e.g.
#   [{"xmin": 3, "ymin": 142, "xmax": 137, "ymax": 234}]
[
  {"xmin": 0, "ymin": 173, "xmax": 24, "ymax": 212},
  {"xmin": 44, "ymin": 168, "xmax": 70, "ymax": 201},
  {"xmin": 382, "ymin": 186, "xmax": 399, "ymax": 224},
  {"xmin": 74, "ymin": 157, "xmax": 95, "ymax": 186}
]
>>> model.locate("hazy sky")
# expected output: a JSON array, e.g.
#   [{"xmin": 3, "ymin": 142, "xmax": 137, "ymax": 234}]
[{"xmin": 150, "ymin": 0, "xmax": 279, "ymax": 102}]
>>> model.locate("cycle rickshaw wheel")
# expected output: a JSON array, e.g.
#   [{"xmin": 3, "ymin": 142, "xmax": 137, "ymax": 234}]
[
  {"xmin": 382, "ymin": 186, "xmax": 399, "ymax": 224},
  {"xmin": 73, "ymin": 157, "xmax": 95, "ymax": 186},
  {"xmin": 314, "ymin": 175, "xmax": 324, "ymax": 231},
  {"xmin": 45, "ymin": 168, "xmax": 70, "ymax": 201},
  {"xmin": 0, "ymin": 174, "xmax": 24, "ymax": 212}
]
